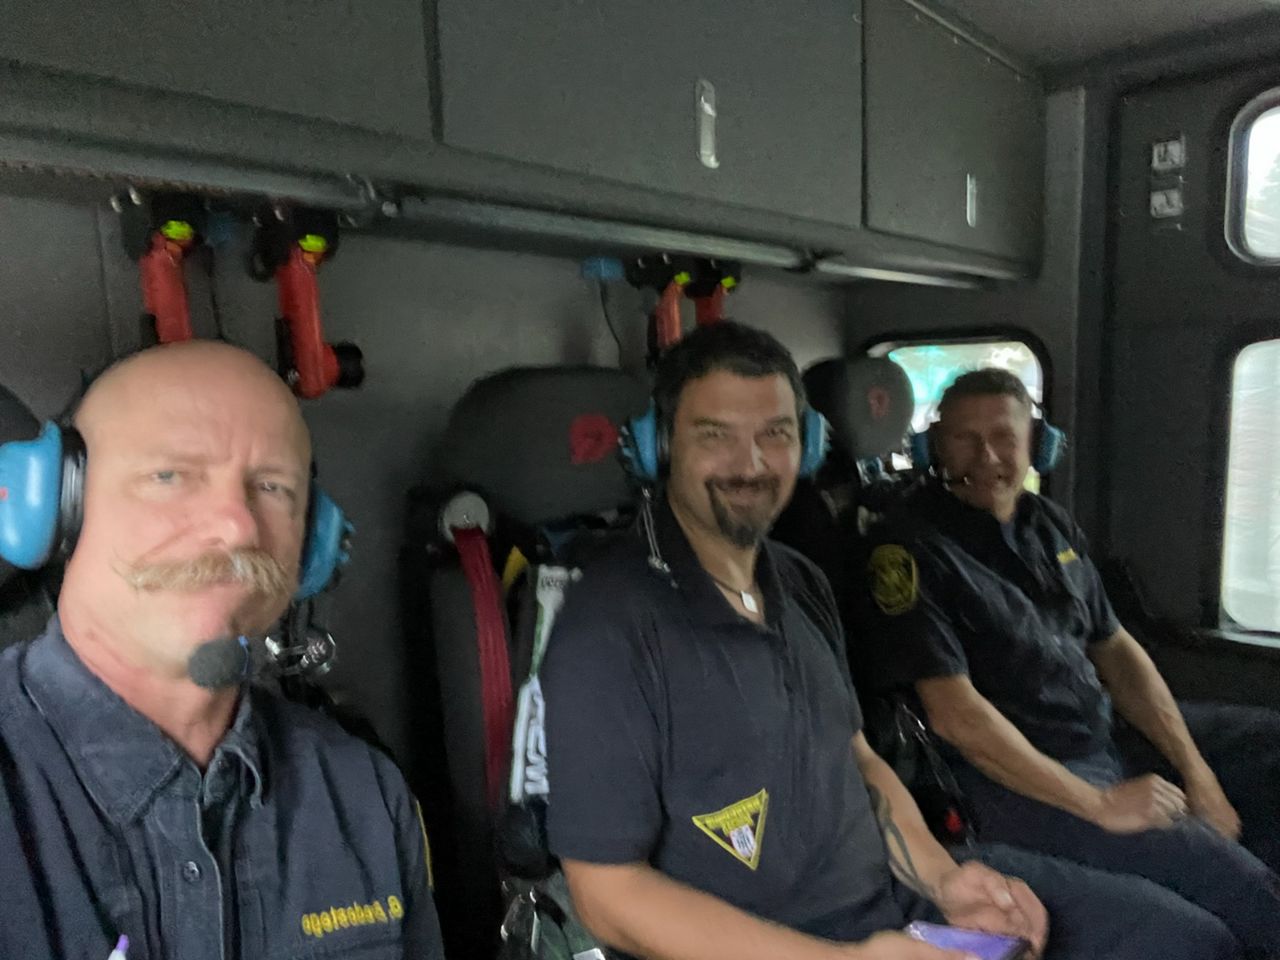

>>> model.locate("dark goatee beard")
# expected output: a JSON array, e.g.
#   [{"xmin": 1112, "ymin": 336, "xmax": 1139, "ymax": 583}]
[{"xmin": 705, "ymin": 476, "xmax": 780, "ymax": 549}]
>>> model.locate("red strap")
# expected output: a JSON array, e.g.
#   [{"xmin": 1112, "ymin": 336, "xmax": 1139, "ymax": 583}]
[{"xmin": 452, "ymin": 526, "xmax": 514, "ymax": 811}]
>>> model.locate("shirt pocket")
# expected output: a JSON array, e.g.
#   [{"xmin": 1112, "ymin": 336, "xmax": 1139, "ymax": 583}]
[
  {"xmin": 259, "ymin": 895, "xmax": 410, "ymax": 960},
  {"xmin": 238, "ymin": 802, "xmax": 410, "ymax": 960}
]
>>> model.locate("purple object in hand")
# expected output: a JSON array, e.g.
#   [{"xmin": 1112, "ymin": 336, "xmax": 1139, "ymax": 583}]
[{"xmin": 905, "ymin": 921, "xmax": 1028, "ymax": 960}]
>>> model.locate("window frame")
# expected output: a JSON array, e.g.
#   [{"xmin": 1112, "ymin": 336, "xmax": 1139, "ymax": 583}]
[{"xmin": 1224, "ymin": 87, "xmax": 1280, "ymax": 267}]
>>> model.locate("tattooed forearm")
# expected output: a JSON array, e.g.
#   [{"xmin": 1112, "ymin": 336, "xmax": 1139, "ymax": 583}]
[{"xmin": 866, "ymin": 784, "xmax": 933, "ymax": 899}]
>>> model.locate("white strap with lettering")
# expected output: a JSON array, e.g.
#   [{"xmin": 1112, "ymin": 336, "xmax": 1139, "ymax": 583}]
[{"xmin": 509, "ymin": 565, "xmax": 580, "ymax": 803}]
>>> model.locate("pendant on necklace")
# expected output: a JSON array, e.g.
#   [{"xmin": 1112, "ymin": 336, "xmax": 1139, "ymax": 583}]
[{"xmin": 741, "ymin": 591, "xmax": 759, "ymax": 614}]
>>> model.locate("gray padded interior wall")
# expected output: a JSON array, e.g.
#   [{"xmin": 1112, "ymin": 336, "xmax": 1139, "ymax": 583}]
[{"xmin": 1105, "ymin": 63, "xmax": 1280, "ymax": 627}]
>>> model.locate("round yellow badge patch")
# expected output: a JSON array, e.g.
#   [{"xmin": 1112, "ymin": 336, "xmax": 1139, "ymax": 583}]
[{"xmin": 868, "ymin": 544, "xmax": 919, "ymax": 615}]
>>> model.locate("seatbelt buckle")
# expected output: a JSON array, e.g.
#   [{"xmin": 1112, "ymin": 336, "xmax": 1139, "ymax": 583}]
[{"xmin": 500, "ymin": 889, "xmax": 541, "ymax": 957}]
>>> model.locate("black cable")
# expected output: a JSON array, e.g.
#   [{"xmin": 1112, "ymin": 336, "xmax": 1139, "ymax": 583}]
[
  {"xmin": 598, "ymin": 282, "xmax": 623, "ymax": 365},
  {"xmin": 203, "ymin": 245, "xmax": 229, "ymax": 343}
]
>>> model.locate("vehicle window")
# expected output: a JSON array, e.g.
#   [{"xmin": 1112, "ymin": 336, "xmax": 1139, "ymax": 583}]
[
  {"xmin": 870, "ymin": 338, "xmax": 1045, "ymax": 489},
  {"xmin": 1228, "ymin": 92, "xmax": 1280, "ymax": 263},
  {"xmin": 1221, "ymin": 338, "xmax": 1280, "ymax": 634}
]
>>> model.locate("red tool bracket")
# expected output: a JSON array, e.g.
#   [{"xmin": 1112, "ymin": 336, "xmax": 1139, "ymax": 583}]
[
  {"xmin": 683, "ymin": 259, "xmax": 740, "ymax": 328},
  {"xmin": 121, "ymin": 193, "xmax": 206, "ymax": 345},
  {"xmin": 627, "ymin": 256, "xmax": 742, "ymax": 363},
  {"xmin": 653, "ymin": 272, "xmax": 691, "ymax": 352},
  {"xmin": 252, "ymin": 207, "xmax": 364, "ymax": 400}
]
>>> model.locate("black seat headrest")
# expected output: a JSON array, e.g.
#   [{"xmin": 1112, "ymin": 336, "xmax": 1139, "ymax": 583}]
[
  {"xmin": 803, "ymin": 357, "xmax": 914, "ymax": 463},
  {"xmin": 434, "ymin": 367, "xmax": 649, "ymax": 529},
  {"xmin": 0, "ymin": 385, "xmax": 39, "ymax": 589}
]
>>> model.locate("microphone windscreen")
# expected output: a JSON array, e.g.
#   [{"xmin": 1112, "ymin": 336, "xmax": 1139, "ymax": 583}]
[{"xmin": 187, "ymin": 635, "xmax": 251, "ymax": 689}]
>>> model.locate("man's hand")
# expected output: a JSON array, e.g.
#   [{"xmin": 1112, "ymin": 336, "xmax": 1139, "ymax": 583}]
[
  {"xmin": 1087, "ymin": 774, "xmax": 1188, "ymax": 833},
  {"xmin": 933, "ymin": 862, "xmax": 1047, "ymax": 957},
  {"xmin": 1184, "ymin": 767, "xmax": 1242, "ymax": 841},
  {"xmin": 841, "ymin": 930, "xmax": 988, "ymax": 959}
]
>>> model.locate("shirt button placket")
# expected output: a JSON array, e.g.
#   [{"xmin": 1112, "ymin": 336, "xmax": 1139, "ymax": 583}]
[{"xmin": 156, "ymin": 778, "xmax": 225, "ymax": 960}]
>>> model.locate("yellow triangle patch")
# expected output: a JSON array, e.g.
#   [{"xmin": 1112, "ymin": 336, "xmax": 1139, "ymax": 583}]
[{"xmin": 691, "ymin": 789, "xmax": 769, "ymax": 870}]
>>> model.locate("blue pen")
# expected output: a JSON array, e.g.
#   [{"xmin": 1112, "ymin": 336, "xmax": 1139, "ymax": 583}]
[{"xmin": 107, "ymin": 935, "xmax": 129, "ymax": 960}]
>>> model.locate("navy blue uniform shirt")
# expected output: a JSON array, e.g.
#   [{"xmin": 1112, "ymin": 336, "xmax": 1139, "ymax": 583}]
[
  {"xmin": 543, "ymin": 499, "xmax": 922, "ymax": 943},
  {"xmin": 0, "ymin": 618, "xmax": 444, "ymax": 960},
  {"xmin": 864, "ymin": 482, "xmax": 1120, "ymax": 765}
]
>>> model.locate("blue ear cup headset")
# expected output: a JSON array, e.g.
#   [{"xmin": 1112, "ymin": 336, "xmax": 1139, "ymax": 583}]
[
  {"xmin": 0, "ymin": 423, "xmax": 85, "ymax": 570},
  {"xmin": 296, "ymin": 487, "xmax": 353, "ymax": 600},
  {"xmin": 620, "ymin": 401, "xmax": 831, "ymax": 485},
  {"xmin": 0, "ymin": 422, "xmax": 351, "ymax": 600},
  {"xmin": 1030, "ymin": 418, "xmax": 1068, "ymax": 474},
  {"xmin": 909, "ymin": 415, "xmax": 1067, "ymax": 476}
]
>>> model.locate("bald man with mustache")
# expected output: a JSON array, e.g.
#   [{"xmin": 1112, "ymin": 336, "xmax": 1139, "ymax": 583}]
[{"xmin": 0, "ymin": 343, "xmax": 443, "ymax": 960}]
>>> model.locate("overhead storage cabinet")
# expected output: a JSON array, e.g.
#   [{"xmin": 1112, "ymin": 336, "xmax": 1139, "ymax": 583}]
[
  {"xmin": 0, "ymin": 1, "xmax": 433, "ymax": 138},
  {"xmin": 863, "ymin": 0, "xmax": 1043, "ymax": 262},
  {"xmin": 437, "ymin": 0, "xmax": 863, "ymax": 227}
]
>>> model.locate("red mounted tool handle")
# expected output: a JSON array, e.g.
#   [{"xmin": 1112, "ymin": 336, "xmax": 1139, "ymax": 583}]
[
  {"xmin": 276, "ymin": 246, "xmax": 339, "ymax": 400},
  {"xmin": 653, "ymin": 278, "xmax": 686, "ymax": 351},
  {"xmin": 693, "ymin": 282, "xmax": 729, "ymax": 328},
  {"xmin": 140, "ymin": 231, "xmax": 196, "ymax": 344}
]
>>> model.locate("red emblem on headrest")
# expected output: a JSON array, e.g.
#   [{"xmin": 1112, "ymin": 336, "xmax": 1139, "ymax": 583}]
[{"xmin": 570, "ymin": 414, "xmax": 620, "ymax": 465}]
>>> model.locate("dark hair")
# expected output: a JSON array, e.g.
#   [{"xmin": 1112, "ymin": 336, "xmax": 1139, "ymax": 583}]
[
  {"xmin": 938, "ymin": 368, "xmax": 1032, "ymax": 418},
  {"xmin": 652, "ymin": 321, "xmax": 805, "ymax": 431}
]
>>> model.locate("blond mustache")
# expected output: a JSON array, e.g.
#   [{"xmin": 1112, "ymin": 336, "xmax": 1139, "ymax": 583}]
[{"xmin": 122, "ymin": 549, "xmax": 290, "ymax": 596}]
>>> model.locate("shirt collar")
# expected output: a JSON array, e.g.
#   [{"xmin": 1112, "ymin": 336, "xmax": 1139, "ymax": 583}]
[
  {"xmin": 21, "ymin": 617, "xmax": 265, "ymax": 824},
  {"xmin": 219, "ymin": 691, "xmax": 266, "ymax": 808},
  {"xmin": 651, "ymin": 495, "xmax": 789, "ymax": 629},
  {"xmin": 921, "ymin": 480, "xmax": 1037, "ymax": 544}
]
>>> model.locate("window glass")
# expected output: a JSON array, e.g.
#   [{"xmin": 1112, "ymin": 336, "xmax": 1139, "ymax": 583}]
[
  {"xmin": 1239, "ymin": 102, "xmax": 1280, "ymax": 261},
  {"xmin": 1221, "ymin": 339, "xmax": 1280, "ymax": 634},
  {"xmin": 882, "ymin": 340, "xmax": 1044, "ymax": 434}
]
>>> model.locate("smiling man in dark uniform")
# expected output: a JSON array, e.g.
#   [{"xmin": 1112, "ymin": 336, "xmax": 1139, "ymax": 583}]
[{"xmin": 863, "ymin": 368, "xmax": 1280, "ymax": 957}]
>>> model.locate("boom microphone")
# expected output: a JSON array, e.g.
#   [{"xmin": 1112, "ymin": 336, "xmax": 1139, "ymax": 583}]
[
  {"xmin": 187, "ymin": 635, "xmax": 256, "ymax": 689},
  {"xmin": 187, "ymin": 628, "xmax": 337, "ymax": 688}
]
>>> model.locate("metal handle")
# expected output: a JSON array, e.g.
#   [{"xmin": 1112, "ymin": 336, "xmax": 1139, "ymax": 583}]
[
  {"xmin": 697, "ymin": 78, "xmax": 720, "ymax": 170},
  {"xmin": 966, "ymin": 173, "xmax": 979, "ymax": 228}
]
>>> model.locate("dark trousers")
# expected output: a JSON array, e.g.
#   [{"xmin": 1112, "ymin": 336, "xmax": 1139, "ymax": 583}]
[
  {"xmin": 964, "ymin": 843, "xmax": 1239, "ymax": 960},
  {"xmin": 957, "ymin": 702, "xmax": 1280, "ymax": 959},
  {"xmin": 1113, "ymin": 702, "xmax": 1280, "ymax": 875}
]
